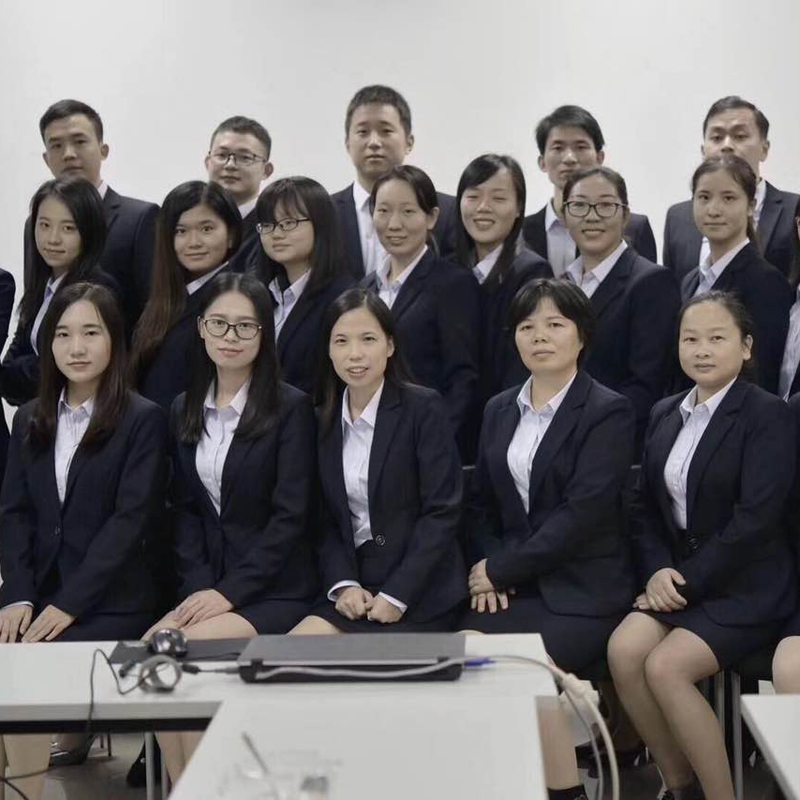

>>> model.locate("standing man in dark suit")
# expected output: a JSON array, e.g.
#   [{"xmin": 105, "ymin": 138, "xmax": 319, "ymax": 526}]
[
  {"xmin": 332, "ymin": 85, "xmax": 456, "ymax": 278},
  {"xmin": 663, "ymin": 95, "xmax": 799, "ymax": 281},
  {"xmin": 32, "ymin": 99, "xmax": 158, "ymax": 328},
  {"xmin": 523, "ymin": 105, "xmax": 657, "ymax": 275},
  {"xmin": 204, "ymin": 116, "xmax": 273, "ymax": 273}
]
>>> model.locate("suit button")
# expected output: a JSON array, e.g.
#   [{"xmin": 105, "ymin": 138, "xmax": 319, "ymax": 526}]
[
  {"xmin": 687, "ymin": 535, "xmax": 699, "ymax": 551},
  {"xmin": 374, "ymin": 534, "xmax": 386, "ymax": 546},
  {"xmin": 54, "ymin": 526, "xmax": 61, "ymax": 537}
]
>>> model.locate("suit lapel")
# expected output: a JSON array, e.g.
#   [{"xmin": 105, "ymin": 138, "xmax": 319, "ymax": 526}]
[
  {"xmin": 276, "ymin": 288, "xmax": 316, "ymax": 359},
  {"xmin": 62, "ymin": 446, "xmax": 90, "ymax": 509},
  {"xmin": 102, "ymin": 187, "xmax": 121, "ymax": 235},
  {"xmin": 647, "ymin": 402, "xmax": 686, "ymax": 534},
  {"xmin": 337, "ymin": 187, "xmax": 365, "ymax": 276},
  {"xmin": 590, "ymin": 248, "xmax": 633, "ymax": 318},
  {"xmin": 682, "ymin": 270, "xmax": 701, "ymax": 301},
  {"xmin": 523, "ymin": 206, "xmax": 549, "ymax": 259},
  {"xmin": 220, "ymin": 436, "xmax": 258, "ymax": 511},
  {"xmin": 321, "ymin": 398, "xmax": 353, "ymax": 538},
  {"xmin": 390, "ymin": 251, "xmax": 434, "ymax": 321},
  {"xmin": 486, "ymin": 393, "xmax": 526, "ymax": 518},
  {"xmin": 367, "ymin": 382, "xmax": 402, "ymax": 509},
  {"xmin": 757, "ymin": 183, "xmax": 782, "ymax": 252}
]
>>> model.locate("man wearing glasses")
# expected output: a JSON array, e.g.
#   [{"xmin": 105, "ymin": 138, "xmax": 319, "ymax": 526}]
[{"xmin": 205, "ymin": 116, "xmax": 273, "ymax": 272}]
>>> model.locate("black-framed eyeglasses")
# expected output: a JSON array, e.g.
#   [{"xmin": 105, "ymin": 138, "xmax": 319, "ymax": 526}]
[
  {"xmin": 256, "ymin": 218, "xmax": 310, "ymax": 235},
  {"xmin": 208, "ymin": 150, "xmax": 268, "ymax": 167},
  {"xmin": 200, "ymin": 317, "xmax": 262, "ymax": 340},
  {"xmin": 563, "ymin": 201, "xmax": 628, "ymax": 219}
]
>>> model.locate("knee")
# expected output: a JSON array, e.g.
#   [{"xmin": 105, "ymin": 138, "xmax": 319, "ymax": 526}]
[
  {"xmin": 644, "ymin": 644, "xmax": 688, "ymax": 691},
  {"xmin": 607, "ymin": 626, "xmax": 649, "ymax": 682},
  {"xmin": 773, "ymin": 637, "xmax": 800, "ymax": 694}
]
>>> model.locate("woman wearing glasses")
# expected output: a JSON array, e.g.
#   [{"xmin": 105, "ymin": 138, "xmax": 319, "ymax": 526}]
[
  {"xmin": 129, "ymin": 181, "xmax": 242, "ymax": 410},
  {"xmin": 150, "ymin": 272, "xmax": 318, "ymax": 783},
  {"xmin": 561, "ymin": 166, "xmax": 680, "ymax": 448},
  {"xmin": 255, "ymin": 177, "xmax": 352, "ymax": 394}
]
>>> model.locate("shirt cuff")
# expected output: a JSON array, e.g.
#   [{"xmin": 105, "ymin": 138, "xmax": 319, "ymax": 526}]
[
  {"xmin": 327, "ymin": 580, "xmax": 361, "ymax": 602},
  {"xmin": 1, "ymin": 601, "xmax": 34, "ymax": 610},
  {"xmin": 378, "ymin": 592, "xmax": 408, "ymax": 614}
]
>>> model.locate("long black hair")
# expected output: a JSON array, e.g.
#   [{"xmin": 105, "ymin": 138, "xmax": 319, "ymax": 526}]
[
  {"xmin": 314, "ymin": 287, "xmax": 412, "ymax": 434},
  {"xmin": 178, "ymin": 272, "xmax": 280, "ymax": 444},
  {"xmin": 28, "ymin": 282, "xmax": 128, "ymax": 451},
  {"xmin": 21, "ymin": 177, "xmax": 108, "ymax": 329}
]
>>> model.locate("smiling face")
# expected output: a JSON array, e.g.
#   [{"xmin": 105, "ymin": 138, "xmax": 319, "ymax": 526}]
[
  {"xmin": 52, "ymin": 299, "xmax": 112, "ymax": 396},
  {"xmin": 174, "ymin": 203, "xmax": 234, "ymax": 277},
  {"xmin": 679, "ymin": 300, "xmax": 752, "ymax": 398},
  {"xmin": 372, "ymin": 179, "xmax": 437, "ymax": 265},
  {"xmin": 199, "ymin": 290, "xmax": 262, "ymax": 374},
  {"xmin": 514, "ymin": 296, "xmax": 583, "ymax": 378},
  {"xmin": 34, "ymin": 195, "xmax": 83, "ymax": 278},
  {"xmin": 345, "ymin": 104, "xmax": 414, "ymax": 188},
  {"xmin": 459, "ymin": 167, "xmax": 520, "ymax": 257},
  {"xmin": 563, "ymin": 173, "xmax": 629, "ymax": 262},
  {"xmin": 692, "ymin": 168, "xmax": 753, "ymax": 253}
]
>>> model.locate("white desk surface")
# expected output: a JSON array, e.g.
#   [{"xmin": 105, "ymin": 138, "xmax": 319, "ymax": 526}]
[
  {"xmin": 0, "ymin": 634, "xmax": 555, "ymax": 725},
  {"xmin": 742, "ymin": 695, "xmax": 800, "ymax": 800},
  {"xmin": 172, "ymin": 692, "xmax": 546, "ymax": 800}
]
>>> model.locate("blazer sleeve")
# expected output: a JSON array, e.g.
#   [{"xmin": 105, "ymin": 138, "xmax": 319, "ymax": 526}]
[
  {"xmin": 486, "ymin": 396, "xmax": 635, "ymax": 588},
  {"xmin": 678, "ymin": 401, "xmax": 796, "ymax": 605},
  {"xmin": 748, "ymin": 269, "xmax": 792, "ymax": 394},
  {"xmin": 0, "ymin": 410, "xmax": 37, "ymax": 606},
  {"xmin": 0, "ymin": 270, "xmax": 16, "ymax": 350},
  {"xmin": 631, "ymin": 217, "xmax": 657, "ymax": 263},
  {"xmin": 0, "ymin": 320, "xmax": 39, "ymax": 407},
  {"xmin": 52, "ymin": 404, "xmax": 168, "ymax": 618},
  {"xmin": 380, "ymin": 392, "xmax": 463, "ymax": 607},
  {"xmin": 214, "ymin": 394, "xmax": 317, "ymax": 607}
]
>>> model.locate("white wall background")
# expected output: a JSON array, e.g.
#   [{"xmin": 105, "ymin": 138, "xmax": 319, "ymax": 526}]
[{"xmin": 1, "ymin": 0, "xmax": 799, "ymax": 295}]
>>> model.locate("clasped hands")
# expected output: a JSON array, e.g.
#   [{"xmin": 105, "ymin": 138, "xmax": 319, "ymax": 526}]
[
  {"xmin": 633, "ymin": 568, "xmax": 688, "ymax": 612},
  {"xmin": 335, "ymin": 587, "xmax": 403, "ymax": 624},
  {"xmin": 468, "ymin": 559, "xmax": 514, "ymax": 614}
]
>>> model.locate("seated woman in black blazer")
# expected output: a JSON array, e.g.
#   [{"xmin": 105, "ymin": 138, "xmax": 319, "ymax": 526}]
[
  {"xmin": 0, "ymin": 283, "xmax": 167, "ymax": 800},
  {"xmin": 129, "ymin": 180, "xmax": 243, "ymax": 410},
  {"xmin": 1, "ymin": 176, "xmax": 119, "ymax": 407},
  {"xmin": 561, "ymin": 166, "xmax": 680, "ymax": 449},
  {"xmin": 608, "ymin": 292, "xmax": 797, "ymax": 800},
  {"xmin": 292, "ymin": 288, "xmax": 467, "ymax": 634},
  {"xmin": 454, "ymin": 154, "xmax": 552, "ymax": 403},
  {"xmin": 255, "ymin": 176, "xmax": 352, "ymax": 394},
  {"xmin": 679, "ymin": 155, "xmax": 791, "ymax": 395},
  {"xmin": 360, "ymin": 165, "xmax": 480, "ymax": 460},
  {"xmin": 148, "ymin": 272, "xmax": 317, "ymax": 781}
]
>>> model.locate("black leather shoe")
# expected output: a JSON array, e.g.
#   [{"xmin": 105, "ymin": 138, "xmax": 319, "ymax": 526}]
[
  {"xmin": 126, "ymin": 740, "xmax": 162, "ymax": 788},
  {"xmin": 49, "ymin": 734, "xmax": 96, "ymax": 767},
  {"xmin": 577, "ymin": 740, "xmax": 648, "ymax": 776}
]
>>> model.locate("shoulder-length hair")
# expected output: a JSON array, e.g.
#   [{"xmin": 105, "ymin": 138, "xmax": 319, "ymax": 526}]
[
  {"xmin": 454, "ymin": 154, "xmax": 526, "ymax": 287},
  {"xmin": 178, "ymin": 272, "xmax": 280, "ymax": 444},
  {"xmin": 129, "ymin": 181, "xmax": 242, "ymax": 384},
  {"xmin": 255, "ymin": 176, "xmax": 346, "ymax": 295},
  {"xmin": 28, "ymin": 282, "xmax": 129, "ymax": 451},
  {"xmin": 314, "ymin": 287, "xmax": 412, "ymax": 434},
  {"xmin": 21, "ymin": 177, "xmax": 108, "ymax": 329}
]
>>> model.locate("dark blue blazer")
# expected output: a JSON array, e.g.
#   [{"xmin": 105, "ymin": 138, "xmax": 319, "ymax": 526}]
[
  {"xmin": 522, "ymin": 204, "xmax": 658, "ymax": 263},
  {"xmin": 580, "ymin": 247, "xmax": 680, "ymax": 448},
  {"xmin": 468, "ymin": 371, "xmax": 636, "ymax": 616},
  {"xmin": 138, "ymin": 266, "xmax": 232, "ymax": 410},
  {"xmin": 170, "ymin": 384, "xmax": 319, "ymax": 606},
  {"xmin": 478, "ymin": 247, "xmax": 553, "ymax": 403},
  {"xmin": 0, "ymin": 269, "xmax": 16, "ymax": 484},
  {"xmin": 0, "ymin": 267, "xmax": 121, "ymax": 407},
  {"xmin": 361, "ymin": 250, "xmax": 480, "ymax": 445},
  {"xmin": 0, "ymin": 392, "xmax": 167, "ymax": 618},
  {"xmin": 632, "ymin": 379, "xmax": 797, "ymax": 625},
  {"xmin": 679, "ymin": 243, "xmax": 792, "ymax": 394},
  {"xmin": 332, "ymin": 184, "xmax": 457, "ymax": 278},
  {"xmin": 317, "ymin": 381, "xmax": 467, "ymax": 621},
  {"xmin": 229, "ymin": 208, "xmax": 261, "ymax": 275},
  {"xmin": 664, "ymin": 183, "xmax": 800, "ymax": 281},
  {"xmin": 275, "ymin": 275, "xmax": 353, "ymax": 395}
]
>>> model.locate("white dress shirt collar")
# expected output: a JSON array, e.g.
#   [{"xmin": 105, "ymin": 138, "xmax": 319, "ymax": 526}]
[
  {"xmin": 353, "ymin": 180, "xmax": 371, "ymax": 211},
  {"xmin": 186, "ymin": 262, "xmax": 228, "ymax": 296},
  {"xmin": 698, "ymin": 238, "xmax": 749, "ymax": 288},
  {"xmin": 238, "ymin": 197, "xmax": 257, "ymax": 221},
  {"xmin": 376, "ymin": 245, "xmax": 428, "ymax": 308},
  {"xmin": 754, "ymin": 178, "xmax": 767, "ymax": 222},
  {"xmin": 97, "ymin": 180, "xmax": 108, "ymax": 200},
  {"xmin": 58, "ymin": 388, "xmax": 95, "ymax": 418},
  {"xmin": 30, "ymin": 273, "xmax": 67, "ymax": 355},
  {"xmin": 203, "ymin": 379, "xmax": 250, "ymax": 417},
  {"xmin": 544, "ymin": 199, "xmax": 562, "ymax": 232},
  {"xmin": 473, "ymin": 245, "xmax": 502, "ymax": 285},
  {"xmin": 565, "ymin": 240, "xmax": 627, "ymax": 297},
  {"xmin": 342, "ymin": 381, "xmax": 384, "ymax": 431},
  {"xmin": 269, "ymin": 268, "xmax": 312, "ymax": 336},
  {"xmin": 679, "ymin": 377, "xmax": 737, "ymax": 423},
  {"xmin": 516, "ymin": 372, "xmax": 576, "ymax": 417}
]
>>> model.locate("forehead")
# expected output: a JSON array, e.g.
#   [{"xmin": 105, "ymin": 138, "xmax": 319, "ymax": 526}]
[
  {"xmin": 349, "ymin": 103, "xmax": 405, "ymax": 131},
  {"xmin": 177, "ymin": 203, "xmax": 225, "ymax": 225},
  {"xmin": 375, "ymin": 178, "xmax": 418, "ymax": 204},
  {"xmin": 545, "ymin": 125, "xmax": 596, "ymax": 148},
  {"xmin": 570, "ymin": 174, "xmax": 620, "ymax": 198},
  {"xmin": 694, "ymin": 169, "xmax": 744, "ymax": 192},
  {"xmin": 332, "ymin": 306, "xmax": 384, "ymax": 334},
  {"xmin": 37, "ymin": 195, "xmax": 74, "ymax": 220},
  {"xmin": 210, "ymin": 130, "xmax": 267, "ymax": 155},
  {"xmin": 470, "ymin": 167, "xmax": 515, "ymax": 193},
  {"xmin": 57, "ymin": 299, "xmax": 103, "ymax": 326},
  {"xmin": 205, "ymin": 290, "xmax": 257, "ymax": 317},
  {"xmin": 705, "ymin": 108, "xmax": 759, "ymax": 134},
  {"xmin": 44, "ymin": 114, "xmax": 99, "ymax": 142},
  {"xmin": 681, "ymin": 301, "xmax": 737, "ymax": 329},
  {"xmin": 526, "ymin": 296, "xmax": 565, "ymax": 318}
]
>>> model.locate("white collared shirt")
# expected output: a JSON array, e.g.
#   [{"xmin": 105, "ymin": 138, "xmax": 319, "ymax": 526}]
[
  {"xmin": 472, "ymin": 245, "xmax": 502, "ymax": 285},
  {"xmin": 195, "ymin": 381, "xmax": 249, "ymax": 515},
  {"xmin": 237, "ymin": 197, "xmax": 257, "ymax": 221},
  {"xmin": 54, "ymin": 390, "xmax": 95, "ymax": 505},
  {"xmin": 698, "ymin": 181, "xmax": 765, "ymax": 265},
  {"xmin": 663, "ymin": 378, "xmax": 736, "ymax": 529},
  {"xmin": 327, "ymin": 382, "xmax": 407, "ymax": 613},
  {"xmin": 545, "ymin": 200, "xmax": 577, "ymax": 278},
  {"xmin": 186, "ymin": 262, "xmax": 228, "ymax": 296},
  {"xmin": 779, "ymin": 285, "xmax": 800, "ymax": 399},
  {"xmin": 507, "ymin": 374, "xmax": 576, "ymax": 513},
  {"xmin": 352, "ymin": 181, "xmax": 387, "ymax": 275},
  {"xmin": 565, "ymin": 241, "xmax": 628, "ymax": 299},
  {"xmin": 30, "ymin": 274, "xmax": 66, "ymax": 354},
  {"xmin": 694, "ymin": 238, "xmax": 750, "ymax": 296},
  {"xmin": 269, "ymin": 269, "xmax": 311, "ymax": 337},
  {"xmin": 375, "ymin": 246, "xmax": 428, "ymax": 308}
]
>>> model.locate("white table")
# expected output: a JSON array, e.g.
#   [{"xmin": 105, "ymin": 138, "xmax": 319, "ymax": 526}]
[{"xmin": 742, "ymin": 695, "xmax": 800, "ymax": 800}]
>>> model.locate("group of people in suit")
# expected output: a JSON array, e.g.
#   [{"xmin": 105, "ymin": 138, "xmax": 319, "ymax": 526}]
[{"xmin": 0, "ymin": 86, "xmax": 798, "ymax": 800}]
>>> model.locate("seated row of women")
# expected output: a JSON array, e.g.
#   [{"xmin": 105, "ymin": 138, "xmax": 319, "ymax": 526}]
[{"xmin": 0, "ymin": 267, "xmax": 798, "ymax": 798}]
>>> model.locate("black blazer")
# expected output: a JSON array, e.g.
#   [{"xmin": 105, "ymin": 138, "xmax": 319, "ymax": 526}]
[
  {"xmin": 679, "ymin": 243, "xmax": 792, "ymax": 394},
  {"xmin": 317, "ymin": 381, "xmax": 467, "ymax": 621},
  {"xmin": 332, "ymin": 184, "xmax": 457, "ymax": 278},
  {"xmin": 478, "ymin": 248, "xmax": 553, "ymax": 402},
  {"xmin": 0, "ymin": 267, "xmax": 121, "ymax": 407},
  {"xmin": 170, "ymin": 384, "xmax": 318, "ymax": 606},
  {"xmin": 229, "ymin": 208, "xmax": 262, "ymax": 275},
  {"xmin": 138, "ymin": 266, "xmax": 232, "ymax": 410},
  {"xmin": 0, "ymin": 392, "xmax": 167, "ymax": 617},
  {"xmin": 522, "ymin": 204, "xmax": 658, "ymax": 263},
  {"xmin": 0, "ymin": 269, "xmax": 16, "ymax": 484},
  {"xmin": 580, "ymin": 248, "xmax": 680, "ymax": 447},
  {"xmin": 632, "ymin": 379, "xmax": 797, "ymax": 625},
  {"xmin": 467, "ymin": 370, "xmax": 636, "ymax": 616},
  {"xmin": 664, "ymin": 183, "xmax": 800, "ymax": 281}
]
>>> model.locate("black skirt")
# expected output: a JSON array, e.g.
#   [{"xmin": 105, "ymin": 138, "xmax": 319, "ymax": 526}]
[
  {"xmin": 780, "ymin": 606, "xmax": 800, "ymax": 638},
  {"xmin": 237, "ymin": 598, "xmax": 313, "ymax": 634},
  {"xmin": 309, "ymin": 600, "xmax": 463, "ymax": 633},
  {"xmin": 50, "ymin": 611, "xmax": 157, "ymax": 642}
]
